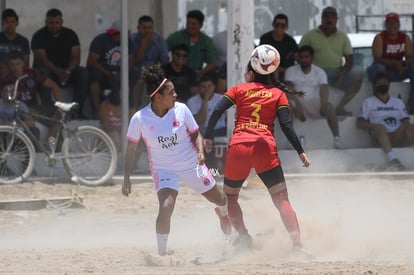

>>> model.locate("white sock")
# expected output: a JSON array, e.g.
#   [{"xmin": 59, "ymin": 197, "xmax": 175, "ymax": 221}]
[
  {"xmin": 217, "ymin": 202, "xmax": 228, "ymax": 216},
  {"xmin": 386, "ymin": 151, "xmax": 397, "ymax": 162},
  {"xmin": 156, "ymin": 233, "xmax": 169, "ymax": 255}
]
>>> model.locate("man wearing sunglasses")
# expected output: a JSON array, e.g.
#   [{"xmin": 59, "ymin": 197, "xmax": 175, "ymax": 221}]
[
  {"xmin": 259, "ymin": 14, "xmax": 298, "ymax": 82},
  {"xmin": 163, "ymin": 44, "xmax": 198, "ymax": 103}
]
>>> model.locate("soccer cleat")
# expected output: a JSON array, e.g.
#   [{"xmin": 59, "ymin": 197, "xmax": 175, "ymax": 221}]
[
  {"xmin": 233, "ymin": 233, "xmax": 253, "ymax": 251},
  {"xmin": 293, "ymin": 244, "xmax": 314, "ymax": 259},
  {"xmin": 215, "ymin": 207, "xmax": 232, "ymax": 235},
  {"xmin": 387, "ymin": 158, "xmax": 406, "ymax": 171}
]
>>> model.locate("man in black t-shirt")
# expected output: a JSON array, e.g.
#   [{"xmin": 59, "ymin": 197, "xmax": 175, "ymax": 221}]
[
  {"xmin": 86, "ymin": 20, "xmax": 134, "ymax": 114},
  {"xmin": 31, "ymin": 8, "xmax": 88, "ymax": 118},
  {"xmin": 259, "ymin": 13, "xmax": 298, "ymax": 81},
  {"xmin": 162, "ymin": 44, "xmax": 198, "ymax": 103},
  {"xmin": 0, "ymin": 8, "xmax": 30, "ymax": 73}
]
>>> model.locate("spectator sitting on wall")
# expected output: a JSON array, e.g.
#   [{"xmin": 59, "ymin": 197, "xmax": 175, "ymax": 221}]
[
  {"xmin": 2, "ymin": 53, "xmax": 62, "ymax": 138},
  {"xmin": 86, "ymin": 19, "xmax": 133, "ymax": 116},
  {"xmin": 162, "ymin": 43, "xmax": 198, "ymax": 103},
  {"xmin": 0, "ymin": 80, "xmax": 39, "ymax": 139},
  {"xmin": 0, "ymin": 8, "xmax": 30, "ymax": 74},
  {"xmin": 166, "ymin": 10, "xmax": 217, "ymax": 79},
  {"xmin": 285, "ymin": 45, "xmax": 344, "ymax": 149},
  {"xmin": 366, "ymin": 12, "xmax": 414, "ymax": 114},
  {"xmin": 130, "ymin": 15, "xmax": 169, "ymax": 108},
  {"xmin": 259, "ymin": 13, "xmax": 298, "ymax": 81},
  {"xmin": 299, "ymin": 6, "xmax": 362, "ymax": 116},
  {"xmin": 31, "ymin": 8, "xmax": 88, "ymax": 118},
  {"xmin": 357, "ymin": 72, "xmax": 414, "ymax": 171}
]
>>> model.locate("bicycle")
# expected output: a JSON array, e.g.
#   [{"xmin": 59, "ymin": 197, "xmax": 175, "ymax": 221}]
[{"xmin": 0, "ymin": 74, "xmax": 118, "ymax": 186}]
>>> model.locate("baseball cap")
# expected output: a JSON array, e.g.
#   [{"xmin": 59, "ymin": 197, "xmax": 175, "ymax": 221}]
[
  {"xmin": 322, "ymin": 6, "xmax": 337, "ymax": 16},
  {"xmin": 106, "ymin": 19, "xmax": 121, "ymax": 35},
  {"xmin": 385, "ymin": 12, "xmax": 400, "ymax": 22}
]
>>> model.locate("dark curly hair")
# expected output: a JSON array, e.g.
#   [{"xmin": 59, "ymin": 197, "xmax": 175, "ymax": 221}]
[{"xmin": 141, "ymin": 64, "xmax": 167, "ymax": 97}]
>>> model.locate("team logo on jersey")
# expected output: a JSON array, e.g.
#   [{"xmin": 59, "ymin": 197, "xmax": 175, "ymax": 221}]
[
  {"xmin": 105, "ymin": 46, "xmax": 121, "ymax": 66},
  {"xmin": 203, "ymin": 177, "xmax": 211, "ymax": 186},
  {"xmin": 158, "ymin": 133, "xmax": 178, "ymax": 149},
  {"xmin": 384, "ymin": 116, "xmax": 397, "ymax": 126},
  {"xmin": 172, "ymin": 119, "xmax": 180, "ymax": 128}
]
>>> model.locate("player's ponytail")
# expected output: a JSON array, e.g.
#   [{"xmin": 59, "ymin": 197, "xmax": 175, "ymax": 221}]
[
  {"xmin": 247, "ymin": 61, "xmax": 304, "ymax": 98},
  {"xmin": 272, "ymin": 79, "xmax": 305, "ymax": 97}
]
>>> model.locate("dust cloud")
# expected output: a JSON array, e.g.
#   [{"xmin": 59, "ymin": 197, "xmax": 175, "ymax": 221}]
[{"xmin": 0, "ymin": 176, "xmax": 413, "ymax": 274}]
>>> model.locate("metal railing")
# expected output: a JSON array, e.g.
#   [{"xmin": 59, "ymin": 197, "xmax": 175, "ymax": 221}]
[{"xmin": 356, "ymin": 14, "xmax": 414, "ymax": 39}]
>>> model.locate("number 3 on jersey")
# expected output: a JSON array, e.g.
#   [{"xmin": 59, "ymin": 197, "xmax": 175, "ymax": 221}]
[{"xmin": 250, "ymin": 103, "xmax": 262, "ymax": 123}]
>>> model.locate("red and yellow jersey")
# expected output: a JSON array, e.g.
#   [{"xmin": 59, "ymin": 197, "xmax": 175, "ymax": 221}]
[{"xmin": 225, "ymin": 82, "xmax": 289, "ymax": 146}]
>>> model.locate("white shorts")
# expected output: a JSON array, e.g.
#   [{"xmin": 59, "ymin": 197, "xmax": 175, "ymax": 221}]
[{"xmin": 152, "ymin": 164, "xmax": 216, "ymax": 194}]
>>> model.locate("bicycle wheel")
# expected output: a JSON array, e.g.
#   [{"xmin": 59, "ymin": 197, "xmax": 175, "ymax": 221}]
[
  {"xmin": 62, "ymin": 126, "xmax": 117, "ymax": 186},
  {"xmin": 0, "ymin": 126, "xmax": 35, "ymax": 184}
]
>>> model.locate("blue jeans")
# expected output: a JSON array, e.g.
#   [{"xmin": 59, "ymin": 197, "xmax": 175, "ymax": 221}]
[{"xmin": 324, "ymin": 68, "xmax": 363, "ymax": 91}]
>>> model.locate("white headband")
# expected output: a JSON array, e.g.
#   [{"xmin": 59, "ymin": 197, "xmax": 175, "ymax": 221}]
[{"xmin": 149, "ymin": 78, "xmax": 168, "ymax": 97}]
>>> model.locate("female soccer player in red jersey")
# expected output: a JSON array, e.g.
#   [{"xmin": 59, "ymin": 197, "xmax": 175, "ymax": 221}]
[{"xmin": 204, "ymin": 60, "xmax": 312, "ymax": 256}]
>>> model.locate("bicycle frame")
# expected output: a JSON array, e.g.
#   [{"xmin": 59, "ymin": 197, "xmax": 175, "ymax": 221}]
[
  {"xmin": 2, "ymin": 74, "xmax": 117, "ymax": 185},
  {"xmin": 6, "ymin": 74, "xmax": 78, "ymax": 161},
  {"xmin": 11, "ymin": 110, "xmax": 62, "ymax": 158}
]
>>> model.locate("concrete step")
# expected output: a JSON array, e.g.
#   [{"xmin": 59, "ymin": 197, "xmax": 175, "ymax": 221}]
[
  {"xmin": 275, "ymin": 115, "xmax": 414, "ymax": 150},
  {"xmin": 30, "ymin": 147, "xmax": 414, "ymax": 180},
  {"xmin": 278, "ymin": 147, "xmax": 414, "ymax": 174}
]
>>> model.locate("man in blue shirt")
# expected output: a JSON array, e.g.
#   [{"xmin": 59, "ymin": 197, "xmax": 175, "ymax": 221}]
[
  {"xmin": 130, "ymin": 15, "xmax": 169, "ymax": 79},
  {"xmin": 130, "ymin": 15, "xmax": 169, "ymax": 108},
  {"xmin": 0, "ymin": 8, "xmax": 30, "ymax": 73}
]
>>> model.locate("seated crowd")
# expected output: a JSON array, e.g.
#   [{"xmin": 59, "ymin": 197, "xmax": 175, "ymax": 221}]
[{"xmin": 0, "ymin": 7, "xmax": 413, "ymax": 171}]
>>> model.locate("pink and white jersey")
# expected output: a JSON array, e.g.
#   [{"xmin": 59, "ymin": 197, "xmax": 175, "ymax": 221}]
[
  {"xmin": 127, "ymin": 102, "xmax": 200, "ymax": 171},
  {"xmin": 358, "ymin": 95, "xmax": 409, "ymax": 133}
]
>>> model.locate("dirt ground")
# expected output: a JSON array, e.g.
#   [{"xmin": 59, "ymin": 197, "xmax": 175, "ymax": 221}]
[{"xmin": 1, "ymin": 174, "xmax": 414, "ymax": 275}]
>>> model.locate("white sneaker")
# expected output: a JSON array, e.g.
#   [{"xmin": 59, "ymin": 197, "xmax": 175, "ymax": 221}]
[
  {"xmin": 333, "ymin": 136, "xmax": 344, "ymax": 149},
  {"xmin": 293, "ymin": 244, "xmax": 314, "ymax": 259}
]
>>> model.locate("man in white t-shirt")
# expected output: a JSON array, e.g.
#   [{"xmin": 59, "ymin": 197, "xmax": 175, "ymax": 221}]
[
  {"xmin": 187, "ymin": 75, "xmax": 227, "ymax": 168},
  {"xmin": 187, "ymin": 75, "xmax": 226, "ymax": 136},
  {"xmin": 285, "ymin": 45, "xmax": 343, "ymax": 149},
  {"xmin": 357, "ymin": 72, "xmax": 414, "ymax": 171}
]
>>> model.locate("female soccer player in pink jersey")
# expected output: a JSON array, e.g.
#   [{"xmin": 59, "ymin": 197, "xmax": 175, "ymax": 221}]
[
  {"xmin": 122, "ymin": 64, "xmax": 231, "ymax": 256},
  {"xmin": 204, "ymin": 60, "xmax": 312, "ymax": 256}
]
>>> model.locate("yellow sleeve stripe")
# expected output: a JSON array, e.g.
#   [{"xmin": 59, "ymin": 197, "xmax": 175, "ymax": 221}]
[
  {"xmin": 276, "ymin": 105, "xmax": 289, "ymax": 111},
  {"xmin": 224, "ymin": 94, "xmax": 235, "ymax": 104}
]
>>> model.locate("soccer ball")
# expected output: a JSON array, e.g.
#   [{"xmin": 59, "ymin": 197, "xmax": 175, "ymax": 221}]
[{"xmin": 250, "ymin": 44, "xmax": 280, "ymax": 75}]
